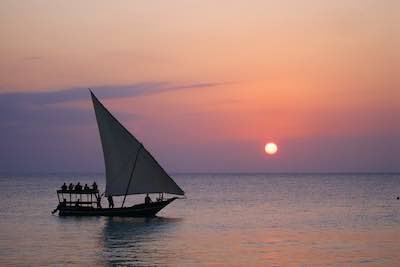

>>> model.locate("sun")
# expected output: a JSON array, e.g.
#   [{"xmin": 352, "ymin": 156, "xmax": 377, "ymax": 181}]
[{"xmin": 265, "ymin": 142, "xmax": 278, "ymax": 155}]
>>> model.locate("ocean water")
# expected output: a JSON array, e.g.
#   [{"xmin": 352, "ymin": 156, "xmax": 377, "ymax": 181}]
[{"xmin": 0, "ymin": 173, "xmax": 399, "ymax": 266}]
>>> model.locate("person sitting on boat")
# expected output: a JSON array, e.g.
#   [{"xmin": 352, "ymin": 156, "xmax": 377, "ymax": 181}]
[
  {"xmin": 68, "ymin": 183, "xmax": 74, "ymax": 191},
  {"xmin": 84, "ymin": 184, "xmax": 89, "ymax": 191},
  {"xmin": 96, "ymin": 195, "xmax": 102, "ymax": 208},
  {"xmin": 61, "ymin": 183, "xmax": 67, "ymax": 191},
  {"xmin": 92, "ymin": 181, "xmax": 98, "ymax": 190},
  {"xmin": 75, "ymin": 182, "xmax": 82, "ymax": 191},
  {"xmin": 107, "ymin": 196, "xmax": 114, "ymax": 208},
  {"xmin": 75, "ymin": 199, "xmax": 81, "ymax": 207},
  {"xmin": 52, "ymin": 199, "xmax": 67, "ymax": 214},
  {"xmin": 145, "ymin": 194, "xmax": 152, "ymax": 204}
]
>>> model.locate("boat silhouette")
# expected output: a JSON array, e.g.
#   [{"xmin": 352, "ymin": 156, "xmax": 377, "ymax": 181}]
[{"xmin": 52, "ymin": 90, "xmax": 185, "ymax": 216}]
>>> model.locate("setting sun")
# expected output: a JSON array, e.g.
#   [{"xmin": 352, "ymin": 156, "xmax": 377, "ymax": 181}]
[{"xmin": 265, "ymin": 143, "xmax": 278, "ymax": 155}]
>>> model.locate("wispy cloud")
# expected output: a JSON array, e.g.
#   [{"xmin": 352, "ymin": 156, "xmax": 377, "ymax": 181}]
[
  {"xmin": 0, "ymin": 82, "xmax": 220, "ymax": 106},
  {"xmin": 0, "ymin": 81, "xmax": 221, "ymax": 129}
]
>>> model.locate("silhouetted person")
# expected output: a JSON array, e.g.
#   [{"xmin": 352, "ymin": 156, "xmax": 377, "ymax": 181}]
[
  {"xmin": 75, "ymin": 199, "xmax": 80, "ymax": 207},
  {"xmin": 52, "ymin": 198, "xmax": 67, "ymax": 214},
  {"xmin": 68, "ymin": 183, "xmax": 74, "ymax": 191},
  {"xmin": 108, "ymin": 196, "xmax": 114, "ymax": 208},
  {"xmin": 75, "ymin": 182, "xmax": 82, "ymax": 191},
  {"xmin": 96, "ymin": 196, "xmax": 102, "ymax": 208},
  {"xmin": 61, "ymin": 183, "xmax": 67, "ymax": 191},
  {"xmin": 92, "ymin": 181, "xmax": 98, "ymax": 190},
  {"xmin": 145, "ymin": 194, "xmax": 152, "ymax": 204},
  {"xmin": 84, "ymin": 184, "xmax": 89, "ymax": 191}
]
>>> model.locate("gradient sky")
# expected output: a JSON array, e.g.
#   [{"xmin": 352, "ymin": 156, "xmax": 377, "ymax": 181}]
[{"xmin": 1, "ymin": 1, "xmax": 399, "ymax": 173}]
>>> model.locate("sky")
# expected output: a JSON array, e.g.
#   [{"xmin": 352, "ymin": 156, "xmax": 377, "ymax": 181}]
[{"xmin": 0, "ymin": 0, "xmax": 399, "ymax": 173}]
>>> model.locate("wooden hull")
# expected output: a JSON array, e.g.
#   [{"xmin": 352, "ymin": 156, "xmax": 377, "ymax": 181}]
[{"xmin": 57, "ymin": 197, "xmax": 177, "ymax": 217}]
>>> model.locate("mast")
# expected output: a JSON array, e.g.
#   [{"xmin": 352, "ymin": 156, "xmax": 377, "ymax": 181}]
[{"xmin": 121, "ymin": 144, "xmax": 143, "ymax": 207}]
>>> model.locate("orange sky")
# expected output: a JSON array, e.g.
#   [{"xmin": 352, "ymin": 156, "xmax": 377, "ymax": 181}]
[{"xmin": 0, "ymin": 1, "xmax": 399, "ymax": 172}]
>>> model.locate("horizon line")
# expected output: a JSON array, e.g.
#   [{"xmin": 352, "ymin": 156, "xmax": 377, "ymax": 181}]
[{"xmin": 1, "ymin": 171, "xmax": 399, "ymax": 176}]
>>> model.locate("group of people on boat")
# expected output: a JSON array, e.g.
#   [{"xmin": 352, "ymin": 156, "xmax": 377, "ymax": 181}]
[
  {"xmin": 53, "ymin": 179, "xmax": 167, "ymax": 214},
  {"xmin": 60, "ymin": 181, "xmax": 98, "ymax": 192}
]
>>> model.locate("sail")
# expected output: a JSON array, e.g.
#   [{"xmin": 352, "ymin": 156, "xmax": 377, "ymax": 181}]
[{"xmin": 90, "ymin": 91, "xmax": 184, "ymax": 196}]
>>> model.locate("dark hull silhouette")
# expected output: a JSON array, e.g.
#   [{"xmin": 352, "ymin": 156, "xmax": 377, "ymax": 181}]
[{"xmin": 58, "ymin": 197, "xmax": 177, "ymax": 217}]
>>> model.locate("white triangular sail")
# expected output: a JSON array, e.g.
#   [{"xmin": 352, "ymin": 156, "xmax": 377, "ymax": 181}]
[{"xmin": 91, "ymin": 91, "xmax": 184, "ymax": 196}]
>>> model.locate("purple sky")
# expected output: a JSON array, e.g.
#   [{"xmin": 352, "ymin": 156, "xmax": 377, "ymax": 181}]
[{"xmin": 0, "ymin": 84, "xmax": 398, "ymax": 173}]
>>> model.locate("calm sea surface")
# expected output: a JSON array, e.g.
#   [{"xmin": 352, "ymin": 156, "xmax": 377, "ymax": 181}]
[{"xmin": 0, "ymin": 173, "xmax": 399, "ymax": 266}]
